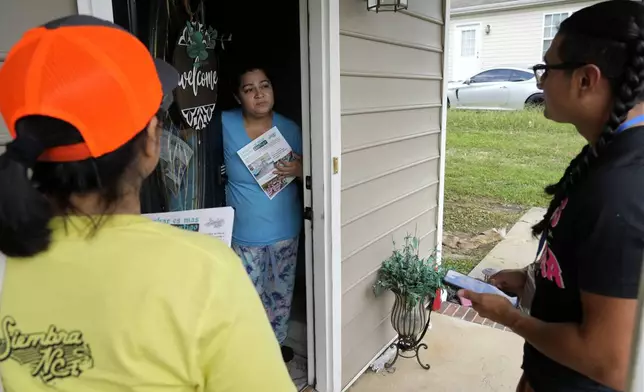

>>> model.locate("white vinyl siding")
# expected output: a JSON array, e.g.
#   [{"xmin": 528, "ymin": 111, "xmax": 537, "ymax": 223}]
[
  {"xmin": 339, "ymin": 0, "xmax": 445, "ymax": 387},
  {"xmin": 447, "ymin": 1, "xmax": 602, "ymax": 81}
]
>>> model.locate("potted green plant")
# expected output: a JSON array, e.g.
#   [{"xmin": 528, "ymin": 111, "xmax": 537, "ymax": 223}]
[{"xmin": 373, "ymin": 234, "xmax": 445, "ymax": 370}]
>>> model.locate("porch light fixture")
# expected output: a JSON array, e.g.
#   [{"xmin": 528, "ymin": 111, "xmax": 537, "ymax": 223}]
[{"xmin": 367, "ymin": 0, "xmax": 409, "ymax": 13}]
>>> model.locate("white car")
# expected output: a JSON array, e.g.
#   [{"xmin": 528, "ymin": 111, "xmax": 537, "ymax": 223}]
[{"xmin": 447, "ymin": 67, "xmax": 543, "ymax": 110}]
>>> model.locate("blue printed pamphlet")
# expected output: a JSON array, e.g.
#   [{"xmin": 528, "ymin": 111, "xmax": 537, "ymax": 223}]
[{"xmin": 445, "ymin": 270, "xmax": 518, "ymax": 307}]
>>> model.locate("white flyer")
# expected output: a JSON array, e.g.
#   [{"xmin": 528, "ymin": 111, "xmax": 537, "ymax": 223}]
[
  {"xmin": 237, "ymin": 126, "xmax": 297, "ymax": 199},
  {"xmin": 144, "ymin": 207, "xmax": 234, "ymax": 247}
]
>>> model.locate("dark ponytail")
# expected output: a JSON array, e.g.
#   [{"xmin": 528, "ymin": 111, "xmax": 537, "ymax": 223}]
[
  {"xmin": 533, "ymin": 1, "xmax": 644, "ymax": 236},
  {"xmin": 0, "ymin": 114, "xmax": 157, "ymax": 258},
  {"xmin": 0, "ymin": 139, "xmax": 52, "ymax": 257}
]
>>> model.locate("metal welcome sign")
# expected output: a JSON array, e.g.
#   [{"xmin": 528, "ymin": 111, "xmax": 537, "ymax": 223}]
[
  {"xmin": 141, "ymin": 3, "xmax": 230, "ymax": 214},
  {"xmin": 173, "ymin": 21, "xmax": 220, "ymax": 130}
]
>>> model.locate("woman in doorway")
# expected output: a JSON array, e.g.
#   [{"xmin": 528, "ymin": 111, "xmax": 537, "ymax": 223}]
[
  {"xmin": 458, "ymin": 1, "xmax": 644, "ymax": 391},
  {"xmin": 223, "ymin": 63, "xmax": 303, "ymax": 362},
  {"xmin": 0, "ymin": 15, "xmax": 294, "ymax": 392}
]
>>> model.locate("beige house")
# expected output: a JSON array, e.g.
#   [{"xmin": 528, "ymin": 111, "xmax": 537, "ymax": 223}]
[
  {"xmin": 0, "ymin": 0, "xmax": 447, "ymax": 391},
  {"xmin": 447, "ymin": 0, "xmax": 603, "ymax": 82}
]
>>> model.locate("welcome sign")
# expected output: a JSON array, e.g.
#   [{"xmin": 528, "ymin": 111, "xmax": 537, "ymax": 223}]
[{"xmin": 173, "ymin": 22, "xmax": 219, "ymax": 130}]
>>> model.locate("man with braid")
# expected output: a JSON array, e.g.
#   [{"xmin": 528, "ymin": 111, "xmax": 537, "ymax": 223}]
[{"xmin": 458, "ymin": 1, "xmax": 644, "ymax": 391}]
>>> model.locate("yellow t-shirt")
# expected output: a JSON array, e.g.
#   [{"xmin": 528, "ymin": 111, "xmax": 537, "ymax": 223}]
[{"xmin": 0, "ymin": 215, "xmax": 296, "ymax": 392}]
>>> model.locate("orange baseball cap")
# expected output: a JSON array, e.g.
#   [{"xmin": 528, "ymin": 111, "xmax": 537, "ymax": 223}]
[{"xmin": 0, "ymin": 15, "xmax": 179, "ymax": 162}]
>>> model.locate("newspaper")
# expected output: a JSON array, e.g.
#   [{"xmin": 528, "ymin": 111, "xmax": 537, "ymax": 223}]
[
  {"xmin": 144, "ymin": 207, "xmax": 234, "ymax": 246},
  {"xmin": 237, "ymin": 127, "xmax": 296, "ymax": 199}
]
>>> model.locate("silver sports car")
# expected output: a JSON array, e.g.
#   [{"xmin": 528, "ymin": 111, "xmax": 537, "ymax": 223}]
[{"xmin": 447, "ymin": 67, "xmax": 543, "ymax": 111}]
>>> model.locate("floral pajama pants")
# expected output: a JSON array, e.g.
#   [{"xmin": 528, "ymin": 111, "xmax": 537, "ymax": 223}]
[{"xmin": 232, "ymin": 237, "xmax": 299, "ymax": 345}]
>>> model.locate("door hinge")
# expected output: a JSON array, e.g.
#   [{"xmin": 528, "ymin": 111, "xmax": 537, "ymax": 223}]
[
  {"xmin": 305, "ymin": 175, "xmax": 312, "ymax": 190},
  {"xmin": 304, "ymin": 207, "xmax": 313, "ymax": 221}
]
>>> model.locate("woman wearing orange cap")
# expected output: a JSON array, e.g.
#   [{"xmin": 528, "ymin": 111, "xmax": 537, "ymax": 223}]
[{"xmin": 0, "ymin": 14, "xmax": 294, "ymax": 392}]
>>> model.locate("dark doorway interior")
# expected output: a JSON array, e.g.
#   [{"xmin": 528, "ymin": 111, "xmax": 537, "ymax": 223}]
[{"xmin": 112, "ymin": 0, "xmax": 302, "ymax": 122}]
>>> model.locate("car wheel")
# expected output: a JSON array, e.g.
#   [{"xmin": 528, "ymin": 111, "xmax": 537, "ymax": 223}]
[
  {"xmin": 525, "ymin": 94, "xmax": 544, "ymax": 109},
  {"xmin": 447, "ymin": 98, "xmax": 451, "ymax": 108}
]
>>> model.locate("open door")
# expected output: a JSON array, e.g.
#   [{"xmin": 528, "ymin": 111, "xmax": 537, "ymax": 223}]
[
  {"xmin": 298, "ymin": 0, "xmax": 316, "ymax": 386},
  {"xmin": 308, "ymin": 0, "xmax": 343, "ymax": 390}
]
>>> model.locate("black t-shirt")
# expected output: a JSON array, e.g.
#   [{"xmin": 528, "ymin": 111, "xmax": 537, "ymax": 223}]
[{"xmin": 523, "ymin": 127, "xmax": 644, "ymax": 391}]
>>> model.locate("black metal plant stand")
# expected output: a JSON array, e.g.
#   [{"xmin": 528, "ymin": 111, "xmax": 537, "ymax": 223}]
[{"xmin": 385, "ymin": 293, "xmax": 434, "ymax": 370}]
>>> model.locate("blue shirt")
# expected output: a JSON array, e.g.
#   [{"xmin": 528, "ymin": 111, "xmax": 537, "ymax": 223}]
[{"xmin": 223, "ymin": 109, "xmax": 303, "ymax": 246}]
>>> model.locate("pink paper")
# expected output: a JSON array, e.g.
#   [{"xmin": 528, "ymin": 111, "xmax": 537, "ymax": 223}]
[{"xmin": 458, "ymin": 295, "xmax": 473, "ymax": 307}]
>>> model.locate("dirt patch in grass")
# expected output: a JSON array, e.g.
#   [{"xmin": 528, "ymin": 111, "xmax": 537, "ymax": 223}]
[
  {"xmin": 441, "ymin": 204, "xmax": 520, "ymax": 275},
  {"xmin": 442, "ymin": 109, "xmax": 582, "ymax": 275},
  {"xmin": 444, "ymin": 198, "xmax": 525, "ymax": 234}
]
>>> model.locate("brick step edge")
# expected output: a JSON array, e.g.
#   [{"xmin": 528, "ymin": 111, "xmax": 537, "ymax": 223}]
[{"xmin": 436, "ymin": 301, "xmax": 512, "ymax": 332}]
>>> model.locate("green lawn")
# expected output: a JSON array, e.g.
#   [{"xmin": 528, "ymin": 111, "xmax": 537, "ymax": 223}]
[{"xmin": 442, "ymin": 109, "xmax": 584, "ymax": 274}]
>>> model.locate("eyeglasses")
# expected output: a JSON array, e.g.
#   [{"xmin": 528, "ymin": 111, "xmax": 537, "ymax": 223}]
[{"xmin": 532, "ymin": 62, "xmax": 586, "ymax": 87}]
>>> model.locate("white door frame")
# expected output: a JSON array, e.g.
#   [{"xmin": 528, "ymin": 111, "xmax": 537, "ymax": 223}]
[
  {"xmin": 298, "ymin": 0, "xmax": 316, "ymax": 385},
  {"xmin": 436, "ymin": 0, "xmax": 451, "ymax": 265},
  {"xmin": 76, "ymin": 0, "xmax": 113, "ymax": 20},
  {"xmin": 297, "ymin": 0, "xmax": 344, "ymax": 390},
  {"xmin": 308, "ymin": 0, "xmax": 342, "ymax": 390},
  {"xmin": 80, "ymin": 0, "xmax": 343, "ymax": 391}
]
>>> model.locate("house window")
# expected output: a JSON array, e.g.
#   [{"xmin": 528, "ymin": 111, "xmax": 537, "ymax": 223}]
[
  {"xmin": 461, "ymin": 29, "xmax": 476, "ymax": 57},
  {"xmin": 543, "ymin": 12, "xmax": 570, "ymax": 55}
]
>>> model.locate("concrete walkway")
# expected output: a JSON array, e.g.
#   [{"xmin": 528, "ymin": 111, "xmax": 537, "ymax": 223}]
[
  {"xmin": 348, "ymin": 313, "xmax": 525, "ymax": 392},
  {"xmin": 348, "ymin": 207, "xmax": 546, "ymax": 392},
  {"xmin": 468, "ymin": 207, "xmax": 546, "ymax": 280}
]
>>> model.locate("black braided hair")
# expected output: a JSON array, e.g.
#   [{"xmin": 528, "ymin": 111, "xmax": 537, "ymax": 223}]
[
  {"xmin": 533, "ymin": 0, "xmax": 644, "ymax": 236},
  {"xmin": 532, "ymin": 145, "xmax": 590, "ymax": 236}
]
